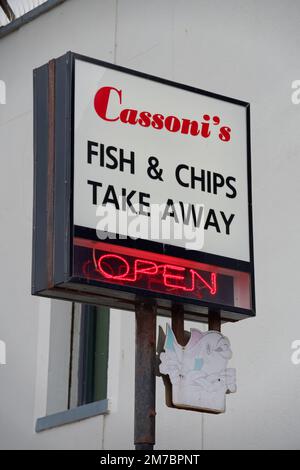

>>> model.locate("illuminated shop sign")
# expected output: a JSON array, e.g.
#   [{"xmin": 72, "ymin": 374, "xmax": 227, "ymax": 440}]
[
  {"xmin": 73, "ymin": 239, "xmax": 251, "ymax": 312},
  {"xmin": 32, "ymin": 52, "xmax": 255, "ymax": 322}
]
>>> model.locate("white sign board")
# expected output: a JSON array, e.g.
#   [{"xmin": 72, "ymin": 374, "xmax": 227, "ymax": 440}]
[{"xmin": 74, "ymin": 58, "xmax": 251, "ymax": 263}]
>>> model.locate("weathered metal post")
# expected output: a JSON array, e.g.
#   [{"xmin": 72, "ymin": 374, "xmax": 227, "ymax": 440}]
[
  {"xmin": 208, "ymin": 309, "xmax": 221, "ymax": 331},
  {"xmin": 134, "ymin": 298, "xmax": 157, "ymax": 450},
  {"xmin": 171, "ymin": 303, "xmax": 185, "ymax": 346}
]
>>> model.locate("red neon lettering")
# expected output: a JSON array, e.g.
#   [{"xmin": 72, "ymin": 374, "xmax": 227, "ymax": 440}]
[
  {"xmin": 94, "ymin": 252, "xmax": 217, "ymax": 296},
  {"xmin": 187, "ymin": 270, "xmax": 217, "ymax": 295},
  {"xmin": 163, "ymin": 265, "xmax": 186, "ymax": 289},
  {"xmin": 98, "ymin": 254, "xmax": 130, "ymax": 280},
  {"xmin": 94, "ymin": 86, "xmax": 122, "ymax": 122},
  {"xmin": 134, "ymin": 259, "xmax": 158, "ymax": 280}
]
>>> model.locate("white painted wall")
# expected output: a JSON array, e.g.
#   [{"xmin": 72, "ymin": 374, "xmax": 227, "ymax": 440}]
[{"xmin": 0, "ymin": 0, "xmax": 300, "ymax": 449}]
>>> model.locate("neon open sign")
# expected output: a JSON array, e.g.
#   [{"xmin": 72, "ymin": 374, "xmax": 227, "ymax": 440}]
[
  {"xmin": 77, "ymin": 240, "xmax": 217, "ymax": 297},
  {"xmin": 73, "ymin": 239, "xmax": 250, "ymax": 314},
  {"xmin": 96, "ymin": 255, "xmax": 217, "ymax": 294},
  {"xmin": 32, "ymin": 52, "xmax": 255, "ymax": 322}
]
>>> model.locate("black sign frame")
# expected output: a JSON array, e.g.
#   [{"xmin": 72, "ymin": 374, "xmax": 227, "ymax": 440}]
[{"xmin": 32, "ymin": 51, "xmax": 255, "ymax": 323}]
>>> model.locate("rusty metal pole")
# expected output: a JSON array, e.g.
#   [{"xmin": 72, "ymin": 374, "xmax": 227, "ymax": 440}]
[
  {"xmin": 208, "ymin": 309, "xmax": 221, "ymax": 331},
  {"xmin": 134, "ymin": 298, "xmax": 157, "ymax": 450},
  {"xmin": 171, "ymin": 303, "xmax": 185, "ymax": 346}
]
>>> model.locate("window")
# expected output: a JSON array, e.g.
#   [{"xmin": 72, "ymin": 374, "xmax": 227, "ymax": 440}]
[
  {"xmin": 0, "ymin": 0, "xmax": 65, "ymax": 36},
  {"xmin": 77, "ymin": 304, "xmax": 110, "ymax": 406},
  {"xmin": 68, "ymin": 303, "xmax": 110, "ymax": 409},
  {"xmin": 36, "ymin": 302, "xmax": 110, "ymax": 432}
]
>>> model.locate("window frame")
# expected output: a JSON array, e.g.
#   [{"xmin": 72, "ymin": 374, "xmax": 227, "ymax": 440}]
[
  {"xmin": 36, "ymin": 302, "xmax": 110, "ymax": 432},
  {"xmin": 0, "ymin": 0, "xmax": 65, "ymax": 38},
  {"xmin": 78, "ymin": 304, "xmax": 110, "ymax": 406}
]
